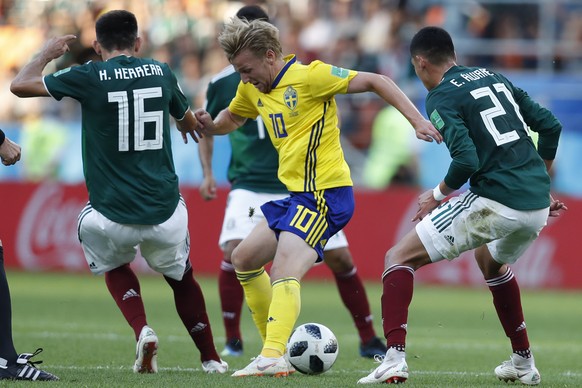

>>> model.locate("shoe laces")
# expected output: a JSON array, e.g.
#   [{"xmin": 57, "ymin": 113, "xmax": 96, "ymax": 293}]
[
  {"xmin": 17, "ymin": 348, "xmax": 45, "ymax": 368},
  {"xmin": 373, "ymin": 354, "xmax": 385, "ymax": 363}
]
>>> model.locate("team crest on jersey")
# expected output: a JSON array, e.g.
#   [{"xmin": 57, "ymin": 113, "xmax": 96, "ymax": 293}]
[{"xmin": 283, "ymin": 86, "xmax": 298, "ymax": 111}]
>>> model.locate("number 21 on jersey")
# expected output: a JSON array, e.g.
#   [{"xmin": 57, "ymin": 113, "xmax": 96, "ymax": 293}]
[{"xmin": 471, "ymin": 83, "xmax": 529, "ymax": 146}]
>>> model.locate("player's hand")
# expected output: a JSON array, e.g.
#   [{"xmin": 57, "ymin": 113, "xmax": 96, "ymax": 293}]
[
  {"xmin": 549, "ymin": 194, "xmax": 567, "ymax": 217},
  {"xmin": 199, "ymin": 175, "xmax": 217, "ymax": 201},
  {"xmin": 176, "ymin": 110, "xmax": 201, "ymax": 144},
  {"xmin": 414, "ymin": 119, "xmax": 443, "ymax": 144},
  {"xmin": 0, "ymin": 137, "xmax": 21, "ymax": 166},
  {"xmin": 41, "ymin": 35, "xmax": 76, "ymax": 62},
  {"xmin": 412, "ymin": 188, "xmax": 441, "ymax": 222},
  {"xmin": 180, "ymin": 129, "xmax": 200, "ymax": 144},
  {"xmin": 194, "ymin": 109, "xmax": 215, "ymax": 136}
]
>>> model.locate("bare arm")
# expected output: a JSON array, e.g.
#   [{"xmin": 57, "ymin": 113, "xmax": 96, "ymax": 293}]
[
  {"xmin": 198, "ymin": 135, "xmax": 217, "ymax": 200},
  {"xmin": 543, "ymin": 159, "xmax": 568, "ymax": 217},
  {"xmin": 195, "ymin": 107, "xmax": 246, "ymax": 135},
  {"xmin": 347, "ymin": 72, "xmax": 443, "ymax": 144},
  {"xmin": 194, "ymin": 107, "xmax": 245, "ymax": 200},
  {"xmin": 412, "ymin": 181, "xmax": 454, "ymax": 222},
  {"xmin": 11, "ymin": 35, "xmax": 77, "ymax": 98},
  {"xmin": 543, "ymin": 159, "xmax": 553, "ymax": 172}
]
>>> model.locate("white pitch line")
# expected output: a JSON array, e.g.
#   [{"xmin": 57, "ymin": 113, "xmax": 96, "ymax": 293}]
[
  {"xmin": 24, "ymin": 330, "xmax": 582, "ymax": 354},
  {"xmin": 44, "ymin": 365, "xmax": 582, "ymax": 378},
  {"xmin": 408, "ymin": 340, "xmax": 582, "ymax": 352},
  {"xmin": 14, "ymin": 330, "xmax": 224, "ymax": 343}
]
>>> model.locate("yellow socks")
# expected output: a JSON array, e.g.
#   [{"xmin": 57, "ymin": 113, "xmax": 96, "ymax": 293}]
[
  {"xmin": 236, "ymin": 267, "xmax": 272, "ymax": 342},
  {"xmin": 261, "ymin": 277, "xmax": 301, "ymax": 358},
  {"xmin": 236, "ymin": 271, "xmax": 302, "ymax": 358}
]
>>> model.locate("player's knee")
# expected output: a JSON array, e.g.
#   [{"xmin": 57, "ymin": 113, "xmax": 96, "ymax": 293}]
[
  {"xmin": 480, "ymin": 261, "xmax": 507, "ymax": 280},
  {"xmin": 231, "ymin": 245, "xmax": 252, "ymax": 271},
  {"xmin": 384, "ymin": 238, "xmax": 430, "ymax": 270},
  {"xmin": 230, "ymin": 246, "xmax": 242, "ymax": 269},
  {"xmin": 222, "ymin": 249, "xmax": 234, "ymax": 264},
  {"xmin": 384, "ymin": 246, "xmax": 410, "ymax": 268},
  {"xmin": 222, "ymin": 239, "xmax": 242, "ymax": 263},
  {"xmin": 384, "ymin": 247, "xmax": 398, "ymax": 268},
  {"xmin": 323, "ymin": 248, "xmax": 354, "ymax": 273}
]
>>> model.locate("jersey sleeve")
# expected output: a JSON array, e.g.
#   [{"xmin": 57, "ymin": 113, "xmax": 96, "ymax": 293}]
[
  {"xmin": 168, "ymin": 66, "xmax": 189, "ymax": 120},
  {"xmin": 307, "ymin": 61, "xmax": 357, "ymax": 100},
  {"xmin": 44, "ymin": 65, "xmax": 91, "ymax": 101},
  {"xmin": 228, "ymin": 82, "xmax": 259, "ymax": 119},
  {"xmin": 427, "ymin": 92, "xmax": 479, "ymax": 190},
  {"xmin": 508, "ymin": 80, "xmax": 562, "ymax": 161}
]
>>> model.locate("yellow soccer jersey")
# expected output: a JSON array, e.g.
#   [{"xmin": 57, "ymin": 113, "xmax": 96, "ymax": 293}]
[{"xmin": 229, "ymin": 55, "xmax": 355, "ymax": 192}]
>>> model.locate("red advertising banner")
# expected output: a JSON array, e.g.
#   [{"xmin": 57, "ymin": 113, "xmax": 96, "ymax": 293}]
[{"xmin": 0, "ymin": 182, "xmax": 579, "ymax": 289}]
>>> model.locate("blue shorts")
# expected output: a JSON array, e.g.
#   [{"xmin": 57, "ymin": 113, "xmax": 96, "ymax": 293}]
[{"xmin": 260, "ymin": 187, "xmax": 354, "ymax": 261}]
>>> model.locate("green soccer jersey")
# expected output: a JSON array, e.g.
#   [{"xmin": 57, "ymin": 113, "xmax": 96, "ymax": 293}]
[
  {"xmin": 44, "ymin": 55, "xmax": 189, "ymax": 224},
  {"xmin": 205, "ymin": 65, "xmax": 286, "ymax": 193},
  {"xmin": 426, "ymin": 66, "xmax": 561, "ymax": 210}
]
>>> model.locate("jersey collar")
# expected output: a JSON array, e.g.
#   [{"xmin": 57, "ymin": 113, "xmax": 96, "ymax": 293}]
[
  {"xmin": 106, "ymin": 54, "xmax": 133, "ymax": 62},
  {"xmin": 271, "ymin": 55, "xmax": 296, "ymax": 90}
]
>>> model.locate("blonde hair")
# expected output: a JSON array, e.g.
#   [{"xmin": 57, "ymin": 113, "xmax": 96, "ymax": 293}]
[{"xmin": 218, "ymin": 17, "xmax": 282, "ymax": 62}]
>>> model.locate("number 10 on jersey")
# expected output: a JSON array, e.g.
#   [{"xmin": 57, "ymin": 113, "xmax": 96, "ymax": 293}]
[{"xmin": 269, "ymin": 113, "xmax": 288, "ymax": 138}]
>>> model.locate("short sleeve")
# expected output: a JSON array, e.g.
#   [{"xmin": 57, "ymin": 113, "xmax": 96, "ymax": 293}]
[
  {"xmin": 168, "ymin": 68, "xmax": 189, "ymax": 120},
  {"xmin": 228, "ymin": 82, "xmax": 259, "ymax": 119},
  {"xmin": 307, "ymin": 61, "xmax": 357, "ymax": 101},
  {"xmin": 44, "ymin": 65, "xmax": 89, "ymax": 101}
]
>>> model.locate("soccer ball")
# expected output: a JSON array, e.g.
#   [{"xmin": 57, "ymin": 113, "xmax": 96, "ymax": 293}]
[{"xmin": 286, "ymin": 322, "xmax": 339, "ymax": 375}]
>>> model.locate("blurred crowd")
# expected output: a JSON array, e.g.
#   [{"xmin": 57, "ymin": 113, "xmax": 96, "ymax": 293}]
[{"xmin": 1, "ymin": 0, "xmax": 582, "ymax": 188}]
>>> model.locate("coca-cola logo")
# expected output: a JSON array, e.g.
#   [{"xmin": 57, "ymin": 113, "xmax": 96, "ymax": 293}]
[
  {"xmin": 17, "ymin": 182, "xmax": 87, "ymax": 270},
  {"xmin": 15, "ymin": 182, "xmax": 159, "ymax": 275}
]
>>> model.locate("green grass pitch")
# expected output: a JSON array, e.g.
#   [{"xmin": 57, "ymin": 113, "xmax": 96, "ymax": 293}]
[{"xmin": 6, "ymin": 270, "xmax": 582, "ymax": 387}]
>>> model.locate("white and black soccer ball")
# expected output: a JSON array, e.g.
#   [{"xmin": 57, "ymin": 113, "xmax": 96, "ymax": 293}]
[{"xmin": 286, "ymin": 322, "xmax": 339, "ymax": 375}]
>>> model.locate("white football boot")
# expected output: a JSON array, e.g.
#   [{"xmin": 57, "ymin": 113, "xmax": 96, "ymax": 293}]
[
  {"xmin": 231, "ymin": 355, "xmax": 289, "ymax": 377},
  {"xmin": 202, "ymin": 359, "xmax": 229, "ymax": 374},
  {"xmin": 495, "ymin": 353, "xmax": 541, "ymax": 385},
  {"xmin": 133, "ymin": 326, "xmax": 158, "ymax": 373},
  {"xmin": 357, "ymin": 347, "xmax": 408, "ymax": 384}
]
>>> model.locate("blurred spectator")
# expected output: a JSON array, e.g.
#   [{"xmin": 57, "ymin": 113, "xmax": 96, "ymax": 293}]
[
  {"xmin": 361, "ymin": 105, "xmax": 417, "ymax": 189},
  {"xmin": 297, "ymin": 0, "xmax": 336, "ymax": 64},
  {"xmin": 359, "ymin": 0, "xmax": 393, "ymax": 55},
  {"xmin": 557, "ymin": 6, "xmax": 582, "ymax": 71},
  {"xmin": 20, "ymin": 115, "xmax": 67, "ymax": 181},
  {"xmin": 461, "ymin": 2, "xmax": 539, "ymax": 69},
  {"xmin": 0, "ymin": 0, "xmax": 580, "ymax": 196}
]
